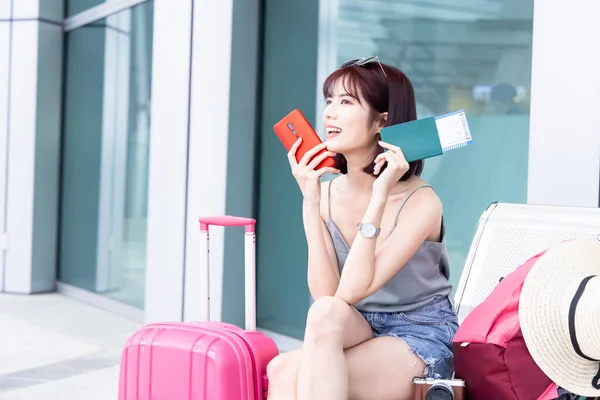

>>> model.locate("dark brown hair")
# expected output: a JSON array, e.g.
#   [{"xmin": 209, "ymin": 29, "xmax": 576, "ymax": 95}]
[{"xmin": 322, "ymin": 61, "xmax": 423, "ymax": 181}]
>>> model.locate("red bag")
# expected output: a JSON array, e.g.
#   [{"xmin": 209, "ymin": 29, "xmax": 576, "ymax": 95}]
[{"xmin": 452, "ymin": 249, "xmax": 553, "ymax": 400}]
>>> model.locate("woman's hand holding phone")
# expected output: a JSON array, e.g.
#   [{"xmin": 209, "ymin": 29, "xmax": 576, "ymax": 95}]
[{"xmin": 287, "ymin": 138, "xmax": 340, "ymax": 205}]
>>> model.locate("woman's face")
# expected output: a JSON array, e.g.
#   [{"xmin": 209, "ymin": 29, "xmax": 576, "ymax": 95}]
[{"xmin": 322, "ymin": 79, "xmax": 382, "ymax": 154}]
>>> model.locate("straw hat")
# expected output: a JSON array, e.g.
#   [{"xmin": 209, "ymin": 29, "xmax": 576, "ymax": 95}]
[{"xmin": 519, "ymin": 240, "xmax": 600, "ymax": 397}]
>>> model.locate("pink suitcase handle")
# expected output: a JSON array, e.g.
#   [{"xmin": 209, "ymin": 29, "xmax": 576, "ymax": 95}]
[
  {"xmin": 198, "ymin": 215, "xmax": 257, "ymax": 331},
  {"xmin": 198, "ymin": 216, "xmax": 256, "ymax": 233}
]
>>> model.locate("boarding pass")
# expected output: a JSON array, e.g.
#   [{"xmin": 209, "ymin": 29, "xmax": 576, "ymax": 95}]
[{"xmin": 435, "ymin": 110, "xmax": 473, "ymax": 152}]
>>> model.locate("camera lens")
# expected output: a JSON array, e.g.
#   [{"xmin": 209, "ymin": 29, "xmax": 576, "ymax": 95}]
[
  {"xmin": 425, "ymin": 382, "xmax": 454, "ymax": 400},
  {"xmin": 287, "ymin": 123, "xmax": 294, "ymax": 131}
]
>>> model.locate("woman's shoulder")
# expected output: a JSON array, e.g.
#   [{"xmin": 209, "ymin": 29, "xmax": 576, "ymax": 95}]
[
  {"xmin": 320, "ymin": 175, "xmax": 344, "ymax": 195},
  {"xmin": 389, "ymin": 178, "xmax": 443, "ymax": 241},
  {"xmin": 319, "ymin": 176, "xmax": 340, "ymax": 220},
  {"xmin": 392, "ymin": 178, "xmax": 442, "ymax": 213}
]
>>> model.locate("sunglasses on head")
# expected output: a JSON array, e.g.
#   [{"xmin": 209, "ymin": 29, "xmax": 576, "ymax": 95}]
[{"xmin": 340, "ymin": 56, "xmax": 387, "ymax": 78}]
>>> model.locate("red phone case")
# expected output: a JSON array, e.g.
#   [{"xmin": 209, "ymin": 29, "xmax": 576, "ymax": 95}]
[{"xmin": 273, "ymin": 109, "xmax": 335, "ymax": 170}]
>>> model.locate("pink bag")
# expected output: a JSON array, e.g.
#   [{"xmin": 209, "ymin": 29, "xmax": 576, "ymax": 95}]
[
  {"xmin": 452, "ymin": 248, "xmax": 553, "ymax": 400},
  {"xmin": 118, "ymin": 216, "xmax": 279, "ymax": 400}
]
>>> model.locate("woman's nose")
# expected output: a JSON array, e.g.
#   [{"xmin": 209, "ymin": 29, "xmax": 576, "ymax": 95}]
[{"xmin": 324, "ymin": 104, "xmax": 337, "ymax": 120}]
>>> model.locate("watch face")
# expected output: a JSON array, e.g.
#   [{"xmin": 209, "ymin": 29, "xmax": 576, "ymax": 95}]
[{"xmin": 361, "ymin": 223, "xmax": 377, "ymax": 237}]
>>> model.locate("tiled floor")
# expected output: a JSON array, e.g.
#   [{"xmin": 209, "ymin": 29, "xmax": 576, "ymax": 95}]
[{"xmin": 0, "ymin": 293, "xmax": 142, "ymax": 399}]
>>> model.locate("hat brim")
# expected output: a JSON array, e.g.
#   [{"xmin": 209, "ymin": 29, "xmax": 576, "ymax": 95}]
[{"xmin": 519, "ymin": 240, "xmax": 600, "ymax": 397}]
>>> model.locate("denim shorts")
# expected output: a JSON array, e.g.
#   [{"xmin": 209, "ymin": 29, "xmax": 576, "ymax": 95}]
[{"xmin": 359, "ymin": 296, "xmax": 459, "ymax": 379}]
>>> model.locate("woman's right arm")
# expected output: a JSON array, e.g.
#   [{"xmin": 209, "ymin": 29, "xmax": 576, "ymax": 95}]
[
  {"xmin": 286, "ymin": 138, "xmax": 341, "ymax": 300},
  {"xmin": 303, "ymin": 192, "xmax": 340, "ymax": 300}
]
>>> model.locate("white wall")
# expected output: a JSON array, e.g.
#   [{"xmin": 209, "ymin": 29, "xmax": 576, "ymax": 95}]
[
  {"xmin": 182, "ymin": 0, "xmax": 235, "ymax": 323},
  {"xmin": 0, "ymin": 1, "xmax": 10, "ymax": 291},
  {"xmin": 0, "ymin": 0, "xmax": 63, "ymax": 293},
  {"xmin": 528, "ymin": 0, "xmax": 600, "ymax": 207},
  {"xmin": 143, "ymin": 0, "xmax": 193, "ymax": 323}
]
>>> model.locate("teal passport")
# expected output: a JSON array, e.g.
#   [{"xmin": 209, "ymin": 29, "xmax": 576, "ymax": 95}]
[{"xmin": 379, "ymin": 117, "xmax": 442, "ymax": 162}]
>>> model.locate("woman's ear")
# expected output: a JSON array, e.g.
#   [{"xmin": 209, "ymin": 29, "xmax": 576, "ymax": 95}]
[{"xmin": 379, "ymin": 112, "xmax": 388, "ymax": 129}]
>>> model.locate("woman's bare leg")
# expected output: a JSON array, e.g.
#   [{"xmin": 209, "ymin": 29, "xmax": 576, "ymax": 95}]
[
  {"xmin": 344, "ymin": 336, "xmax": 426, "ymax": 400},
  {"xmin": 267, "ymin": 336, "xmax": 426, "ymax": 400},
  {"xmin": 266, "ymin": 350, "xmax": 302, "ymax": 400},
  {"xmin": 267, "ymin": 296, "xmax": 372, "ymax": 400},
  {"xmin": 295, "ymin": 296, "xmax": 374, "ymax": 400}
]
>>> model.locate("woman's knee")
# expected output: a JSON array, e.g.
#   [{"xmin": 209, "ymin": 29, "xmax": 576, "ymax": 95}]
[
  {"xmin": 266, "ymin": 352, "xmax": 298, "ymax": 387},
  {"xmin": 305, "ymin": 296, "xmax": 353, "ymax": 340}
]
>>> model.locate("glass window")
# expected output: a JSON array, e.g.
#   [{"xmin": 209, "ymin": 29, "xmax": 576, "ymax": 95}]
[
  {"xmin": 66, "ymin": 0, "xmax": 110, "ymax": 17},
  {"xmin": 330, "ymin": 0, "xmax": 534, "ymax": 289},
  {"xmin": 58, "ymin": 1, "xmax": 154, "ymax": 309},
  {"xmin": 256, "ymin": 0, "xmax": 320, "ymax": 340}
]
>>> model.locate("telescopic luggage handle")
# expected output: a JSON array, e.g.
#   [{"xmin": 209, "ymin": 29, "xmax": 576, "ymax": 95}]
[{"xmin": 198, "ymin": 216, "xmax": 257, "ymax": 331}]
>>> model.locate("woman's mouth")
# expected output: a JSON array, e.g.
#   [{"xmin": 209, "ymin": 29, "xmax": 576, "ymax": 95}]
[{"xmin": 326, "ymin": 126, "xmax": 342, "ymax": 139}]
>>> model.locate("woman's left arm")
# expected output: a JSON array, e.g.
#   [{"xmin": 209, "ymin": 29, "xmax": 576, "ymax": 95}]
[
  {"xmin": 334, "ymin": 189, "xmax": 441, "ymax": 305},
  {"xmin": 334, "ymin": 140, "xmax": 441, "ymax": 305}
]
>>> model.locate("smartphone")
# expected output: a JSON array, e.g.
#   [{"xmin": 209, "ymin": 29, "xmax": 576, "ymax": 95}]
[{"xmin": 273, "ymin": 109, "xmax": 335, "ymax": 170}]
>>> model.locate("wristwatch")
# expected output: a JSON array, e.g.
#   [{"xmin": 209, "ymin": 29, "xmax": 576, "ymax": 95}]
[{"xmin": 357, "ymin": 222, "xmax": 381, "ymax": 238}]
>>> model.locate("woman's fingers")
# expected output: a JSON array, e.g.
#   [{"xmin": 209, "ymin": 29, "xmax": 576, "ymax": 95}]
[
  {"xmin": 373, "ymin": 154, "xmax": 386, "ymax": 175},
  {"xmin": 374, "ymin": 153, "xmax": 386, "ymax": 164},
  {"xmin": 377, "ymin": 140, "xmax": 401, "ymax": 154},
  {"xmin": 287, "ymin": 137, "xmax": 302, "ymax": 166},
  {"xmin": 299, "ymin": 142, "xmax": 328, "ymax": 166},
  {"xmin": 307, "ymin": 150, "xmax": 336, "ymax": 170},
  {"xmin": 316, "ymin": 167, "xmax": 341, "ymax": 176},
  {"xmin": 378, "ymin": 141, "xmax": 409, "ymax": 172}
]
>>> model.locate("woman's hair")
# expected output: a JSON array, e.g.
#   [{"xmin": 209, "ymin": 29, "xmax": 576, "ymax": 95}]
[{"xmin": 322, "ymin": 61, "xmax": 423, "ymax": 181}]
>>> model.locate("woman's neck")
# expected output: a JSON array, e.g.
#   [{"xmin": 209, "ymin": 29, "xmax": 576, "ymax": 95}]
[
  {"xmin": 340, "ymin": 150, "xmax": 416, "ymax": 196},
  {"xmin": 342, "ymin": 151, "xmax": 377, "ymax": 194}
]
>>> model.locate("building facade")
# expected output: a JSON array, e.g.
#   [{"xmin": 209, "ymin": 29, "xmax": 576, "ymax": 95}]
[{"xmin": 1, "ymin": 0, "xmax": 599, "ymax": 350}]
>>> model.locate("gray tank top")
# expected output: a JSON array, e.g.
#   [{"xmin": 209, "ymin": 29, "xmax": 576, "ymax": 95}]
[{"xmin": 325, "ymin": 179, "xmax": 453, "ymax": 313}]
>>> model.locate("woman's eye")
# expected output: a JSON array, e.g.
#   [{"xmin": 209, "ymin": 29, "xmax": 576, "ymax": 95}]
[
  {"xmin": 341, "ymin": 99, "xmax": 350, "ymax": 104},
  {"xmin": 326, "ymin": 99, "xmax": 332, "ymax": 105}
]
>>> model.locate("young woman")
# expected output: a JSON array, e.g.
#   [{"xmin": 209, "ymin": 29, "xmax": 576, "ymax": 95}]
[{"xmin": 266, "ymin": 58, "xmax": 458, "ymax": 400}]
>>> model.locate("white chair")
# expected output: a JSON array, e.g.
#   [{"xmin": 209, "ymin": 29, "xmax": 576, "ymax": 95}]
[{"xmin": 453, "ymin": 202, "xmax": 600, "ymax": 324}]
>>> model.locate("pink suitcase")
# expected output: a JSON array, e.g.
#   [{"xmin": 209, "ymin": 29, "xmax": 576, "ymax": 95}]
[{"xmin": 118, "ymin": 216, "xmax": 280, "ymax": 400}]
